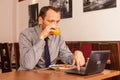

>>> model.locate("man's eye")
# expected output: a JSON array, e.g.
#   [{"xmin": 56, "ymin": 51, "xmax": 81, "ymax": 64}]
[
  {"xmin": 48, "ymin": 20, "xmax": 60, "ymax": 23},
  {"xmin": 57, "ymin": 21, "xmax": 60, "ymax": 23},
  {"xmin": 48, "ymin": 20, "xmax": 54, "ymax": 23}
]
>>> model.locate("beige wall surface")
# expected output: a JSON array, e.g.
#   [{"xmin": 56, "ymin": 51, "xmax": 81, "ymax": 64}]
[
  {"xmin": 0, "ymin": 0, "xmax": 15, "ymax": 42},
  {"xmin": 0, "ymin": 0, "xmax": 120, "ymax": 42}
]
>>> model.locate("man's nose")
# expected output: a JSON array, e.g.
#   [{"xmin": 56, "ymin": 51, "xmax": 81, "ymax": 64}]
[{"xmin": 52, "ymin": 23, "xmax": 58, "ymax": 28}]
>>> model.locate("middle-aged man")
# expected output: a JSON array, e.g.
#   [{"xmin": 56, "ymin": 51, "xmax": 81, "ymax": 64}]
[{"xmin": 19, "ymin": 6, "xmax": 85, "ymax": 70}]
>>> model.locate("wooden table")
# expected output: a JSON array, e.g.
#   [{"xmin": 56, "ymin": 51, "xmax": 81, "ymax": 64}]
[{"xmin": 0, "ymin": 69, "xmax": 120, "ymax": 80}]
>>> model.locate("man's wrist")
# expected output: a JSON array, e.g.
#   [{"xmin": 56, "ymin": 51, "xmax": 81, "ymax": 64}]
[{"xmin": 39, "ymin": 35, "xmax": 45, "ymax": 40}]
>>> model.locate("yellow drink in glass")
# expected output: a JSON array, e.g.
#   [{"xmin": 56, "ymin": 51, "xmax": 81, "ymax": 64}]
[{"xmin": 53, "ymin": 29, "xmax": 60, "ymax": 35}]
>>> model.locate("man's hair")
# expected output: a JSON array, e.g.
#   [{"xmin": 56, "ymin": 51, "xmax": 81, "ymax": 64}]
[{"xmin": 39, "ymin": 6, "xmax": 60, "ymax": 19}]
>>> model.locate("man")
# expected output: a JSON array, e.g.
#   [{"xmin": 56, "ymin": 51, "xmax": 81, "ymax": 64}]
[{"xmin": 19, "ymin": 6, "xmax": 85, "ymax": 70}]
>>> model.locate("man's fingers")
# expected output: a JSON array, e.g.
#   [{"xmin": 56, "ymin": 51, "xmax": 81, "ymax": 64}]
[
  {"xmin": 72, "ymin": 59, "xmax": 81, "ymax": 71},
  {"xmin": 77, "ymin": 61, "xmax": 81, "ymax": 71},
  {"xmin": 72, "ymin": 59, "xmax": 75, "ymax": 65}
]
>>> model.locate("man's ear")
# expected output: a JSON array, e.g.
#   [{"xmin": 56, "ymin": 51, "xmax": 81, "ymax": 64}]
[{"xmin": 38, "ymin": 16, "xmax": 43, "ymax": 25}]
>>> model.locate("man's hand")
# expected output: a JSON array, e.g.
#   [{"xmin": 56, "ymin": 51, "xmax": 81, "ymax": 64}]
[
  {"xmin": 39, "ymin": 24, "xmax": 56, "ymax": 40},
  {"xmin": 72, "ymin": 50, "xmax": 85, "ymax": 71}
]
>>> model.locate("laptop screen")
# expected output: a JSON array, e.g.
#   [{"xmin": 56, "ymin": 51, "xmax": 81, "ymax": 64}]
[{"xmin": 85, "ymin": 50, "xmax": 110, "ymax": 75}]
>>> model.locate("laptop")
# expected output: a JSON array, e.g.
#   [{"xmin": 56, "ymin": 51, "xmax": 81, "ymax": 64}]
[{"xmin": 65, "ymin": 50, "xmax": 110, "ymax": 76}]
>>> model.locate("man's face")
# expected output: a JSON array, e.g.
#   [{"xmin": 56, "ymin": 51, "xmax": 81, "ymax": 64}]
[{"xmin": 40, "ymin": 9, "xmax": 60, "ymax": 30}]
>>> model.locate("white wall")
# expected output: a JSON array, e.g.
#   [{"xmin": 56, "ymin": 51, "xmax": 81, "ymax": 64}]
[
  {"xmin": 59, "ymin": 0, "xmax": 120, "ymax": 41},
  {"xmin": 17, "ymin": 0, "xmax": 120, "ymax": 41},
  {"xmin": 1, "ymin": 0, "xmax": 120, "ymax": 42},
  {"xmin": 16, "ymin": 0, "xmax": 29, "ymax": 41},
  {"xmin": 65, "ymin": 0, "xmax": 120, "ymax": 41}
]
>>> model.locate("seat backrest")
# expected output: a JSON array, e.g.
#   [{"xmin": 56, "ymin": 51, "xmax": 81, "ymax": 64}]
[
  {"xmin": 0, "ymin": 43, "xmax": 12, "ymax": 73},
  {"xmin": 66, "ymin": 41, "xmax": 80, "ymax": 53},
  {"xmin": 14, "ymin": 43, "xmax": 20, "ymax": 70},
  {"xmin": 80, "ymin": 43, "xmax": 92, "ymax": 62}
]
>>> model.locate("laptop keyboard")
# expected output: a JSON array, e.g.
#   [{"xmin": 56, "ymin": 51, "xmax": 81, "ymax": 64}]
[{"xmin": 65, "ymin": 67, "xmax": 86, "ymax": 74}]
